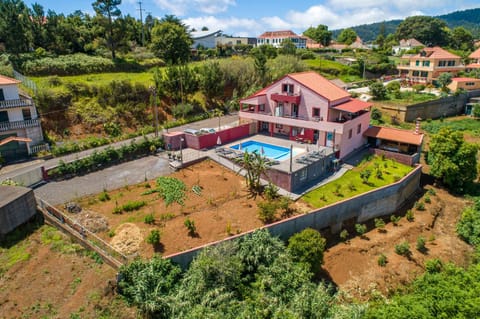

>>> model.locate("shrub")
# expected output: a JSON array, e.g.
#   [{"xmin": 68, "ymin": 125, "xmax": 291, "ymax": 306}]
[
  {"xmin": 184, "ymin": 218, "xmax": 196, "ymax": 236},
  {"xmin": 415, "ymin": 201, "xmax": 425, "ymax": 211},
  {"xmin": 355, "ymin": 223, "xmax": 367, "ymax": 237},
  {"xmin": 416, "ymin": 236, "xmax": 426, "ymax": 252},
  {"xmin": 144, "ymin": 214, "xmax": 155, "ymax": 225},
  {"xmin": 427, "ymin": 188, "xmax": 436, "ymax": 196},
  {"xmin": 425, "ymin": 258, "xmax": 443, "ymax": 273},
  {"xmin": 287, "ymin": 228, "xmax": 326, "ymax": 273},
  {"xmin": 146, "ymin": 229, "xmax": 160, "ymax": 245},
  {"xmin": 122, "ymin": 200, "xmax": 146, "ymax": 212},
  {"xmin": 112, "ymin": 205, "xmax": 122, "ymax": 214},
  {"xmin": 264, "ymin": 182, "xmax": 279, "ymax": 200},
  {"xmin": 424, "ymin": 195, "xmax": 431, "ymax": 204},
  {"xmin": 371, "ymin": 107, "xmax": 382, "ymax": 121},
  {"xmin": 374, "ymin": 218, "xmax": 386, "ymax": 231},
  {"xmin": 395, "ymin": 241, "xmax": 411, "ymax": 256},
  {"xmin": 457, "ymin": 200, "xmax": 480, "ymax": 246},
  {"xmin": 98, "ymin": 191, "xmax": 110, "ymax": 202},
  {"xmin": 378, "ymin": 253, "xmax": 388, "ymax": 267},
  {"xmin": 257, "ymin": 201, "xmax": 277, "ymax": 223},
  {"xmin": 360, "ymin": 169, "xmax": 372, "ymax": 184},
  {"xmin": 376, "ymin": 169, "xmax": 383, "ymax": 179},
  {"xmin": 390, "ymin": 214, "xmax": 401, "ymax": 226},
  {"xmin": 340, "ymin": 229, "xmax": 349, "ymax": 242},
  {"xmin": 107, "ymin": 230, "xmax": 115, "ymax": 237},
  {"xmin": 406, "ymin": 209, "xmax": 415, "ymax": 222}
]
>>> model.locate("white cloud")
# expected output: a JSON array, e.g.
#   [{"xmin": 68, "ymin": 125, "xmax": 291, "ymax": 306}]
[
  {"xmin": 261, "ymin": 16, "xmax": 292, "ymax": 30},
  {"xmin": 153, "ymin": 0, "xmax": 236, "ymax": 16},
  {"xmin": 183, "ymin": 16, "xmax": 262, "ymax": 35}
]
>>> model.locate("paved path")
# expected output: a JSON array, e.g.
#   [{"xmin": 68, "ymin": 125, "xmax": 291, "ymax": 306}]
[
  {"xmin": 34, "ymin": 155, "xmax": 172, "ymax": 205},
  {"xmin": 0, "ymin": 113, "xmax": 239, "ymax": 180}
]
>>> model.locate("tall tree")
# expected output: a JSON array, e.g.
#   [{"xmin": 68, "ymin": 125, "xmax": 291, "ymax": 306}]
[
  {"xmin": 29, "ymin": 2, "xmax": 46, "ymax": 49},
  {"xmin": 427, "ymin": 127, "xmax": 478, "ymax": 193},
  {"xmin": 337, "ymin": 28, "xmax": 357, "ymax": 45},
  {"xmin": 303, "ymin": 24, "xmax": 332, "ymax": 46},
  {"xmin": 198, "ymin": 60, "xmax": 224, "ymax": 105},
  {"xmin": 395, "ymin": 16, "xmax": 449, "ymax": 46},
  {"xmin": 449, "ymin": 27, "xmax": 474, "ymax": 50},
  {"xmin": 0, "ymin": 0, "xmax": 33, "ymax": 54},
  {"xmin": 151, "ymin": 17, "xmax": 192, "ymax": 64},
  {"xmin": 92, "ymin": 0, "xmax": 122, "ymax": 59},
  {"xmin": 279, "ymin": 38, "xmax": 296, "ymax": 55}
]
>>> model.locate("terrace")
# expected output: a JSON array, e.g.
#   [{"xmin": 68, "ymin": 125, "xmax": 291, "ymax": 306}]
[
  {"xmin": 0, "ymin": 118, "xmax": 41, "ymax": 132},
  {"xmin": 0, "ymin": 97, "xmax": 33, "ymax": 109}
]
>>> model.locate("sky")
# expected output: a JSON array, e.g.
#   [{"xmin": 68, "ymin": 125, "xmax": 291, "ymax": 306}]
[{"xmin": 24, "ymin": 0, "xmax": 480, "ymax": 37}]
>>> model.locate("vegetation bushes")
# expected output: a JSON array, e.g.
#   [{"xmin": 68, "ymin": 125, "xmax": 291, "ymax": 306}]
[
  {"xmin": 23, "ymin": 53, "xmax": 116, "ymax": 76},
  {"xmin": 457, "ymin": 198, "xmax": 480, "ymax": 247},
  {"xmin": 118, "ymin": 230, "xmax": 361, "ymax": 318},
  {"xmin": 48, "ymin": 137, "xmax": 162, "ymax": 178},
  {"xmin": 287, "ymin": 228, "xmax": 326, "ymax": 274}
]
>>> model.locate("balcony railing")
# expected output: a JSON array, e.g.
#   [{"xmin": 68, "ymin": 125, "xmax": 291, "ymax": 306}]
[
  {"xmin": 0, "ymin": 118, "xmax": 40, "ymax": 131},
  {"xmin": 271, "ymin": 92, "xmax": 301, "ymax": 104},
  {"xmin": 0, "ymin": 97, "xmax": 33, "ymax": 109}
]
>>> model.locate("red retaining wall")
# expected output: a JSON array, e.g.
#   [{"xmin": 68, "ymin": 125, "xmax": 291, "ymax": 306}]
[{"xmin": 187, "ymin": 124, "xmax": 251, "ymax": 150}]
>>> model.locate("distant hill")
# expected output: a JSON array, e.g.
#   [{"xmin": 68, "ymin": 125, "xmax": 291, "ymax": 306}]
[{"xmin": 332, "ymin": 8, "xmax": 480, "ymax": 42}]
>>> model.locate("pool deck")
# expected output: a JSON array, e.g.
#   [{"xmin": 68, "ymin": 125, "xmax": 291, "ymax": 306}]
[{"xmin": 171, "ymin": 135, "xmax": 350, "ymax": 199}]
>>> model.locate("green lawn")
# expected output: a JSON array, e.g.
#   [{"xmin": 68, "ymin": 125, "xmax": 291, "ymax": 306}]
[
  {"xmin": 302, "ymin": 156, "xmax": 413, "ymax": 208},
  {"xmin": 304, "ymin": 58, "xmax": 362, "ymax": 82}
]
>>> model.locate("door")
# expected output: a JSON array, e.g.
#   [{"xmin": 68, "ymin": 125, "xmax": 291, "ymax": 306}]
[
  {"xmin": 0, "ymin": 89, "xmax": 4, "ymax": 101},
  {"xmin": 292, "ymin": 104, "xmax": 298, "ymax": 118},
  {"xmin": 0, "ymin": 111, "xmax": 9, "ymax": 122}
]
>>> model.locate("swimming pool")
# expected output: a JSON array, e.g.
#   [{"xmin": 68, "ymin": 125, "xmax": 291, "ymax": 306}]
[{"xmin": 230, "ymin": 140, "xmax": 294, "ymax": 161}]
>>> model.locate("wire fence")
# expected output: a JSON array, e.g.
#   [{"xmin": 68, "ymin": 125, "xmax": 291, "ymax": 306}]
[
  {"xmin": 36, "ymin": 197, "xmax": 133, "ymax": 269},
  {"xmin": 13, "ymin": 70, "xmax": 37, "ymax": 95}
]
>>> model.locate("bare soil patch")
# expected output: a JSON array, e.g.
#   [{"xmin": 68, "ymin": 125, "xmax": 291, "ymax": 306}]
[
  {"xmin": 322, "ymin": 186, "xmax": 474, "ymax": 300},
  {"xmin": 74, "ymin": 160, "xmax": 281, "ymax": 258},
  {"xmin": 0, "ymin": 225, "xmax": 134, "ymax": 319}
]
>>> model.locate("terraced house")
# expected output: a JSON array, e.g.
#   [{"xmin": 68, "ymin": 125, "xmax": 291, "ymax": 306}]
[
  {"xmin": 397, "ymin": 46, "xmax": 465, "ymax": 84},
  {"xmin": 239, "ymin": 71, "xmax": 372, "ymax": 159},
  {"xmin": 0, "ymin": 75, "xmax": 46, "ymax": 161}
]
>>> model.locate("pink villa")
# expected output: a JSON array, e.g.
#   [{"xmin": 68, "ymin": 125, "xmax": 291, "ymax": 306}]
[{"xmin": 239, "ymin": 71, "xmax": 372, "ymax": 159}]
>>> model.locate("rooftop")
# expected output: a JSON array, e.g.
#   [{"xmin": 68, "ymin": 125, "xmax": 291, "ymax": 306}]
[
  {"xmin": 0, "ymin": 75, "xmax": 20, "ymax": 86},
  {"xmin": 452, "ymin": 77, "xmax": 480, "ymax": 82},
  {"xmin": 258, "ymin": 30, "xmax": 304, "ymax": 38},
  {"xmin": 469, "ymin": 47, "xmax": 480, "ymax": 59},
  {"xmin": 364, "ymin": 126, "xmax": 424, "ymax": 146},
  {"xmin": 0, "ymin": 186, "xmax": 32, "ymax": 208},
  {"xmin": 403, "ymin": 46, "xmax": 461, "ymax": 60}
]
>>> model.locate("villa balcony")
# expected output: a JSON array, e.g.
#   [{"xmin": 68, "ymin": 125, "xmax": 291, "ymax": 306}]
[
  {"xmin": 271, "ymin": 92, "xmax": 301, "ymax": 104},
  {"xmin": 240, "ymin": 109, "xmax": 354, "ymax": 133},
  {"xmin": 0, "ymin": 118, "xmax": 41, "ymax": 132},
  {"xmin": 0, "ymin": 97, "xmax": 33, "ymax": 109}
]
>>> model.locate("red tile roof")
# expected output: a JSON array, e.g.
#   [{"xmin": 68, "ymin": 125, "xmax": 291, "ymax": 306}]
[
  {"xmin": 399, "ymin": 38, "xmax": 424, "ymax": 47},
  {"xmin": 333, "ymin": 98, "xmax": 371, "ymax": 113},
  {"xmin": 364, "ymin": 126, "xmax": 424, "ymax": 146},
  {"xmin": 469, "ymin": 47, "xmax": 480, "ymax": 59},
  {"xmin": 0, "ymin": 75, "xmax": 20, "ymax": 85},
  {"xmin": 412, "ymin": 46, "xmax": 460, "ymax": 59},
  {"xmin": 466, "ymin": 63, "xmax": 480, "ymax": 69},
  {"xmin": 289, "ymin": 71, "xmax": 350, "ymax": 101},
  {"xmin": 452, "ymin": 77, "xmax": 480, "ymax": 82},
  {"xmin": 258, "ymin": 30, "xmax": 303, "ymax": 38}
]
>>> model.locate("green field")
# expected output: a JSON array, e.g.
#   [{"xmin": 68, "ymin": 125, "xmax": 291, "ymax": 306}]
[
  {"xmin": 421, "ymin": 117, "xmax": 480, "ymax": 136},
  {"xmin": 302, "ymin": 156, "xmax": 413, "ymax": 208}
]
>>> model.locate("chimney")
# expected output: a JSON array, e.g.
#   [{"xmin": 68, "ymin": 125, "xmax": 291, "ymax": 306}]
[{"xmin": 415, "ymin": 117, "xmax": 421, "ymax": 135}]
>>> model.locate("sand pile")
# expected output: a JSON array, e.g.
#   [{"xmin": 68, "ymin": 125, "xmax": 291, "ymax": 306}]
[{"xmin": 110, "ymin": 223, "xmax": 143, "ymax": 255}]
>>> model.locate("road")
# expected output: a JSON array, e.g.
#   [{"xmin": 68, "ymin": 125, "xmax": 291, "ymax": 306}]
[{"xmin": 0, "ymin": 113, "xmax": 239, "ymax": 180}]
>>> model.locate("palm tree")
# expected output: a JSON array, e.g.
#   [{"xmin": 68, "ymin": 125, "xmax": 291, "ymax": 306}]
[
  {"xmin": 212, "ymin": 108, "xmax": 224, "ymax": 131},
  {"xmin": 238, "ymin": 151, "xmax": 268, "ymax": 196}
]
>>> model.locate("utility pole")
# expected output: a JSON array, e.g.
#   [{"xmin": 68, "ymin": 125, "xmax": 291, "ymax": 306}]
[
  {"xmin": 137, "ymin": 1, "xmax": 145, "ymax": 46},
  {"xmin": 150, "ymin": 86, "xmax": 159, "ymax": 137}
]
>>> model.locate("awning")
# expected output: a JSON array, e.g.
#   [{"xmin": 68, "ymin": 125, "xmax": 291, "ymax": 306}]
[
  {"xmin": 0, "ymin": 136, "xmax": 32, "ymax": 146},
  {"xmin": 364, "ymin": 126, "xmax": 423, "ymax": 146},
  {"xmin": 333, "ymin": 99, "xmax": 371, "ymax": 113}
]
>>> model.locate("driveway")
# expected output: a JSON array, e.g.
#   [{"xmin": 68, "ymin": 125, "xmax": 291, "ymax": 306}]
[
  {"xmin": 1, "ymin": 113, "xmax": 239, "ymax": 180},
  {"xmin": 34, "ymin": 154, "xmax": 172, "ymax": 205}
]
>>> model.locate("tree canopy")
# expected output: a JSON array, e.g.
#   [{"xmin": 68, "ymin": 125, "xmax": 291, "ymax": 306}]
[
  {"xmin": 395, "ymin": 16, "xmax": 449, "ymax": 46},
  {"xmin": 337, "ymin": 28, "xmax": 357, "ymax": 45},
  {"xmin": 303, "ymin": 24, "xmax": 332, "ymax": 46},
  {"xmin": 427, "ymin": 127, "xmax": 478, "ymax": 192},
  {"xmin": 150, "ymin": 20, "xmax": 192, "ymax": 64}
]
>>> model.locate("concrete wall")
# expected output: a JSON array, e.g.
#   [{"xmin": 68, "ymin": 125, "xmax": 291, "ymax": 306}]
[
  {"xmin": 167, "ymin": 164, "xmax": 422, "ymax": 268},
  {"xmin": 0, "ymin": 186, "xmax": 37, "ymax": 237},
  {"xmin": 370, "ymin": 148, "xmax": 419, "ymax": 166},
  {"xmin": 0, "ymin": 166, "xmax": 45, "ymax": 187},
  {"xmin": 381, "ymin": 90, "xmax": 480, "ymax": 122}
]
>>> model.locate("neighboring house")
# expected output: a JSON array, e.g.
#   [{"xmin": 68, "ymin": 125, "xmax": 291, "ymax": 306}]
[
  {"xmin": 191, "ymin": 30, "xmax": 222, "ymax": 49},
  {"xmin": 303, "ymin": 36, "xmax": 323, "ymax": 49},
  {"xmin": 257, "ymin": 30, "xmax": 307, "ymax": 49},
  {"xmin": 327, "ymin": 41, "xmax": 348, "ymax": 51},
  {"xmin": 466, "ymin": 47, "xmax": 480, "ymax": 70},
  {"xmin": 0, "ymin": 75, "xmax": 46, "ymax": 161},
  {"xmin": 216, "ymin": 36, "xmax": 256, "ymax": 47},
  {"xmin": 364, "ymin": 126, "xmax": 424, "ymax": 166},
  {"xmin": 448, "ymin": 77, "xmax": 480, "ymax": 91},
  {"xmin": 239, "ymin": 71, "xmax": 372, "ymax": 159},
  {"xmin": 397, "ymin": 46, "xmax": 465, "ymax": 84},
  {"xmin": 349, "ymin": 36, "xmax": 370, "ymax": 50},
  {"xmin": 392, "ymin": 38, "xmax": 424, "ymax": 55}
]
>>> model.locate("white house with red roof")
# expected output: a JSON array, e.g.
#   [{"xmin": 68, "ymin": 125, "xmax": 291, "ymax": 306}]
[
  {"xmin": 257, "ymin": 30, "xmax": 307, "ymax": 49},
  {"xmin": 239, "ymin": 71, "xmax": 372, "ymax": 159},
  {"xmin": 448, "ymin": 77, "xmax": 480, "ymax": 92},
  {"xmin": 397, "ymin": 46, "xmax": 465, "ymax": 84},
  {"xmin": 0, "ymin": 75, "xmax": 46, "ymax": 161}
]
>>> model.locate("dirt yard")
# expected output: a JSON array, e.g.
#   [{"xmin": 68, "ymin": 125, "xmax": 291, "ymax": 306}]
[
  {"xmin": 322, "ymin": 185, "xmax": 474, "ymax": 300},
  {"xmin": 74, "ymin": 160, "xmax": 292, "ymax": 258},
  {"xmin": 0, "ymin": 225, "xmax": 134, "ymax": 319}
]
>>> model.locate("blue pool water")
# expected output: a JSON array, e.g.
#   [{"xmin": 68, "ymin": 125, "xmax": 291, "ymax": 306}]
[{"xmin": 231, "ymin": 141, "xmax": 292, "ymax": 161}]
